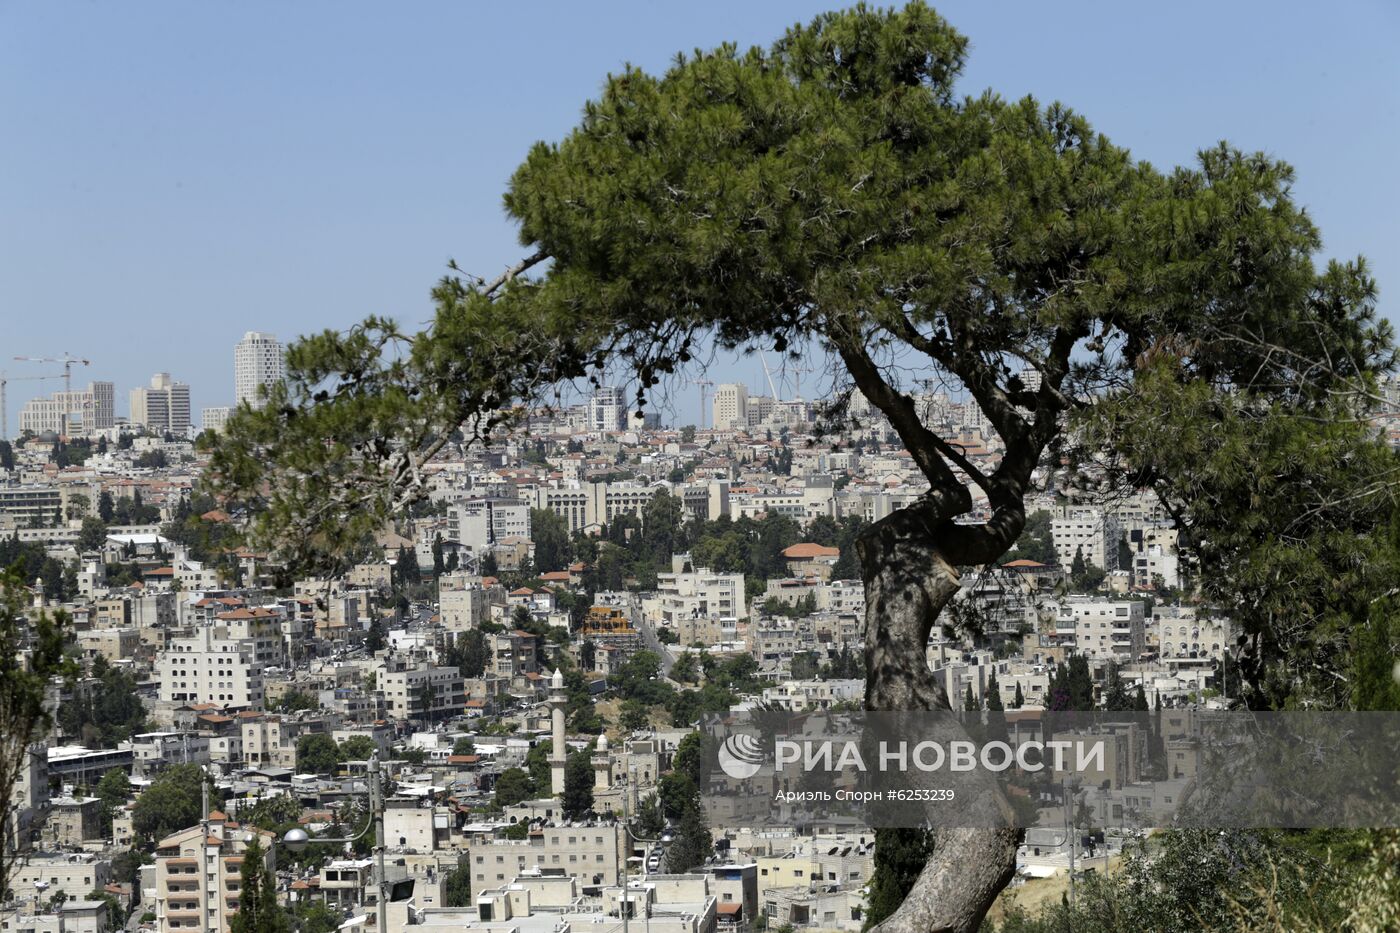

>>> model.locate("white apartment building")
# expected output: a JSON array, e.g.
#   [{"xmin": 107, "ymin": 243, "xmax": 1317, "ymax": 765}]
[
  {"xmin": 465, "ymin": 823, "xmax": 626, "ymax": 888},
  {"xmin": 0, "ymin": 484, "xmax": 62, "ymax": 525},
  {"xmin": 533, "ymin": 481, "xmax": 657, "ymax": 534},
  {"xmin": 1053, "ymin": 598, "xmax": 1146, "ymax": 661},
  {"xmin": 234, "ymin": 331, "xmax": 284, "ymax": 409},
  {"xmin": 18, "ymin": 380, "xmax": 115, "ymax": 435},
  {"xmin": 1127, "ymin": 526, "xmax": 1180, "ymax": 589},
  {"xmin": 449, "ymin": 497, "xmax": 531, "ymax": 553},
  {"xmin": 589, "ymin": 385, "xmax": 627, "ymax": 433},
  {"xmin": 154, "ymin": 814, "xmax": 274, "ymax": 933},
  {"xmin": 712, "ymin": 383, "xmax": 749, "ymax": 430},
  {"xmin": 202, "ymin": 406, "xmax": 233, "ymax": 433},
  {"xmin": 438, "ymin": 572, "xmax": 506, "ymax": 631},
  {"xmin": 155, "ymin": 623, "xmax": 266, "ymax": 709},
  {"xmin": 761, "ymin": 679, "xmax": 862, "ymax": 711},
  {"xmin": 1153, "ymin": 615, "xmax": 1232, "ymax": 663},
  {"xmin": 655, "ymin": 564, "xmax": 747, "ymax": 641},
  {"xmin": 1051, "ymin": 506, "xmax": 1122, "ymax": 572},
  {"xmin": 746, "ymin": 394, "xmax": 776, "ymax": 427},
  {"xmin": 130, "ymin": 372, "xmax": 192, "ymax": 434},
  {"xmin": 378, "ymin": 661, "xmax": 465, "ymax": 720}
]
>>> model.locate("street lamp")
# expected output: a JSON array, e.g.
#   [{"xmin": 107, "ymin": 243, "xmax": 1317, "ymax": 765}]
[{"xmin": 277, "ymin": 754, "xmax": 389, "ymax": 933}]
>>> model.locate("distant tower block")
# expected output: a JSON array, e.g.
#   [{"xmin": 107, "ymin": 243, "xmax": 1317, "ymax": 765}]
[{"xmin": 550, "ymin": 668, "xmax": 567, "ymax": 796}]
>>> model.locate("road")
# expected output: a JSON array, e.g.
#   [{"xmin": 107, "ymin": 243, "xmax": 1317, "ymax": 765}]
[{"xmin": 627, "ymin": 596, "xmax": 678, "ymax": 678}]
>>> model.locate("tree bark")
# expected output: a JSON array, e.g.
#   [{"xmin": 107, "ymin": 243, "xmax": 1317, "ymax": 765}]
[{"xmin": 860, "ymin": 496, "xmax": 1021, "ymax": 933}]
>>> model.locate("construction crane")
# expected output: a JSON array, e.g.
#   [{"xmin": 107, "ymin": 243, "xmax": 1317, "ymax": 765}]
[
  {"xmin": 0, "ymin": 372, "xmax": 66, "ymax": 441},
  {"xmin": 13, "ymin": 354, "xmax": 90, "ymax": 394},
  {"xmin": 13, "ymin": 355, "xmax": 92, "ymax": 438}
]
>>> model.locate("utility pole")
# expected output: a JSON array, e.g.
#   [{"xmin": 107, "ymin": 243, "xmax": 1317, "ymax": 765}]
[{"xmin": 370, "ymin": 756, "xmax": 388, "ymax": 933}]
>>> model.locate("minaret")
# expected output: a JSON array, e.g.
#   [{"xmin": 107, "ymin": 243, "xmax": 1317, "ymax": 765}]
[
  {"xmin": 592, "ymin": 733, "xmax": 612, "ymax": 792},
  {"xmin": 549, "ymin": 668, "xmax": 567, "ymax": 796}
]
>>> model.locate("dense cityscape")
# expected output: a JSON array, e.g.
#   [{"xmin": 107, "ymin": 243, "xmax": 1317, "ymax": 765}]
[
  {"xmin": 6, "ymin": 3, "xmax": 1400, "ymax": 933},
  {"xmin": 0, "ymin": 324, "xmax": 1314, "ymax": 933}
]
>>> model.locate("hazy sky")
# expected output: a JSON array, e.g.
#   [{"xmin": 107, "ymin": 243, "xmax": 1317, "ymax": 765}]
[{"xmin": 3, "ymin": 2, "xmax": 1397, "ymax": 432}]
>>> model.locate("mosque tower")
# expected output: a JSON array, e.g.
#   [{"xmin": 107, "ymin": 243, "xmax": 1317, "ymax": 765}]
[{"xmin": 550, "ymin": 668, "xmax": 567, "ymax": 795}]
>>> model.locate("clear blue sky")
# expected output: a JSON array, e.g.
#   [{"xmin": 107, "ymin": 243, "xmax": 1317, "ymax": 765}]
[{"xmin": 3, "ymin": 2, "xmax": 1397, "ymax": 432}]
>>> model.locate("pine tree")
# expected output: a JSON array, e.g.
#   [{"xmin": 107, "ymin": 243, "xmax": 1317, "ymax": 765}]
[
  {"xmin": 229, "ymin": 837, "xmax": 288, "ymax": 933},
  {"xmin": 985, "ymin": 672, "xmax": 1004, "ymax": 711},
  {"xmin": 365, "ymin": 617, "xmax": 386, "ymax": 653}
]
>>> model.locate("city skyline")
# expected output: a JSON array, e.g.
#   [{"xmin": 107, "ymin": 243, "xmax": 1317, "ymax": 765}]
[{"xmin": 4, "ymin": 2, "xmax": 1397, "ymax": 432}]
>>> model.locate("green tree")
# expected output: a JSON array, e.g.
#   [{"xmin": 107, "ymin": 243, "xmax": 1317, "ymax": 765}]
[
  {"xmin": 865, "ymin": 828, "xmax": 933, "ymax": 930},
  {"xmin": 1010, "ymin": 510, "xmax": 1054, "ymax": 565},
  {"xmin": 365, "ymin": 616, "xmax": 386, "ymax": 652},
  {"xmin": 228, "ymin": 836, "xmax": 289, "ymax": 933},
  {"xmin": 664, "ymin": 801, "xmax": 712, "ymax": 873},
  {"xmin": 97, "ymin": 491, "xmax": 115, "ymax": 522},
  {"xmin": 0, "ymin": 440, "xmax": 13, "ymax": 471},
  {"xmin": 562, "ymin": 749, "xmax": 595, "ymax": 818},
  {"xmin": 296, "ymin": 734, "xmax": 341, "ymax": 774},
  {"xmin": 635, "ymin": 792, "xmax": 666, "ymax": 838},
  {"xmin": 77, "ymin": 516, "xmax": 108, "ymax": 553},
  {"xmin": 132, "ymin": 764, "xmax": 210, "ymax": 843},
  {"xmin": 339, "ymin": 735, "xmax": 379, "ymax": 761},
  {"xmin": 289, "ymin": 902, "xmax": 343, "ymax": 933},
  {"xmin": 1012, "ymin": 682, "xmax": 1024, "ymax": 709},
  {"xmin": 985, "ymin": 672, "xmax": 1004, "ymax": 712},
  {"xmin": 95, "ymin": 767, "xmax": 131, "ymax": 834},
  {"xmin": 443, "ymin": 853, "xmax": 473, "ymax": 907},
  {"xmin": 452, "ymin": 737, "xmax": 476, "ymax": 756},
  {"xmin": 210, "ymin": 4, "xmax": 1396, "ymax": 926},
  {"xmin": 0, "ymin": 573, "xmax": 71, "ymax": 895},
  {"xmin": 619, "ymin": 698, "xmax": 650, "ymax": 732},
  {"xmin": 493, "ymin": 768, "xmax": 534, "ymax": 808},
  {"xmin": 530, "ymin": 508, "xmax": 573, "ymax": 572}
]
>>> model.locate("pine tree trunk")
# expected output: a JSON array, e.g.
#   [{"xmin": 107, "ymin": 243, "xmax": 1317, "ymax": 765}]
[{"xmin": 860, "ymin": 499, "xmax": 1021, "ymax": 933}]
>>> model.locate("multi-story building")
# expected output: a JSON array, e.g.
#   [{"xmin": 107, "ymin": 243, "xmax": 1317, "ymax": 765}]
[
  {"xmin": 1127, "ymin": 526, "xmax": 1180, "ymax": 590},
  {"xmin": 0, "ymin": 484, "xmax": 63, "ymax": 526},
  {"xmin": 712, "ymin": 383, "xmax": 749, "ymax": 431},
  {"xmin": 464, "ymin": 822, "xmax": 625, "ymax": 888},
  {"xmin": 449, "ymin": 497, "xmax": 531, "ymax": 554},
  {"xmin": 241, "ymin": 715, "xmax": 295, "ymax": 769},
  {"xmin": 234, "ymin": 331, "xmax": 284, "ymax": 409},
  {"xmin": 1053, "ymin": 598, "xmax": 1146, "ymax": 662},
  {"xmin": 129, "ymin": 372, "xmax": 192, "ymax": 434},
  {"xmin": 589, "ymin": 386, "xmax": 627, "ymax": 433},
  {"xmin": 378, "ymin": 660, "xmax": 465, "ymax": 720},
  {"xmin": 201, "ymin": 406, "xmax": 233, "ymax": 433},
  {"xmin": 12, "ymin": 852, "xmax": 111, "ymax": 907},
  {"xmin": 18, "ymin": 380, "xmax": 114, "ymax": 435},
  {"xmin": 1051, "ymin": 506, "xmax": 1122, "ymax": 573},
  {"xmin": 655, "ymin": 565, "xmax": 746, "ymax": 644},
  {"xmin": 153, "ymin": 813, "xmax": 275, "ymax": 933},
  {"xmin": 487, "ymin": 630, "xmax": 540, "ymax": 679},
  {"xmin": 760, "ymin": 679, "xmax": 862, "ymax": 711},
  {"xmin": 155, "ymin": 623, "xmax": 266, "ymax": 709},
  {"xmin": 533, "ymin": 482, "xmax": 657, "ymax": 534},
  {"xmin": 438, "ymin": 572, "xmax": 506, "ymax": 631}
]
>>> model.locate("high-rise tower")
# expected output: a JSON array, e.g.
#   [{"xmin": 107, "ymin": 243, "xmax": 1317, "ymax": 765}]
[{"xmin": 234, "ymin": 331, "xmax": 284, "ymax": 409}]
